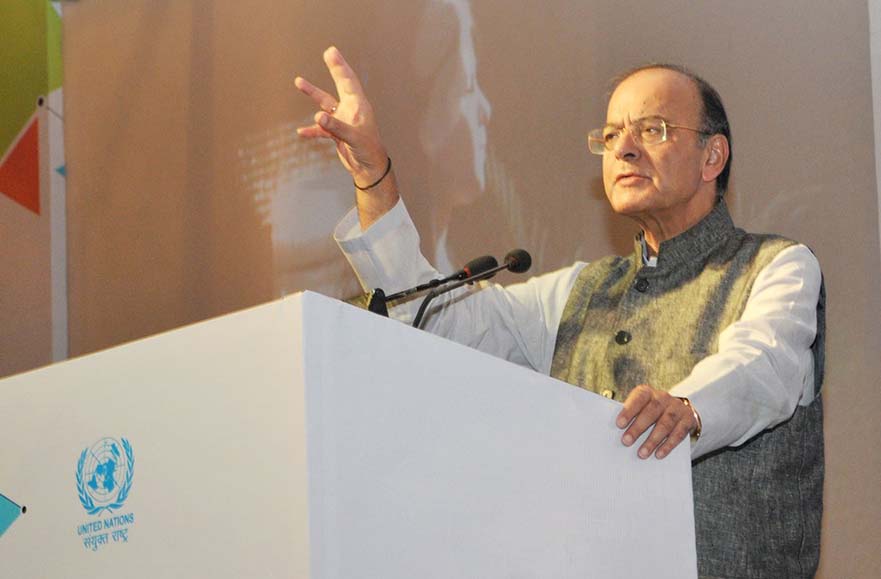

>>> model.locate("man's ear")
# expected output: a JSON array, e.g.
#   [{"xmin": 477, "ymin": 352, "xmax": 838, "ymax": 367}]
[{"xmin": 702, "ymin": 134, "xmax": 729, "ymax": 182}]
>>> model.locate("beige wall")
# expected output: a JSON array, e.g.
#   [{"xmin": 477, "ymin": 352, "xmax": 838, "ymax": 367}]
[{"xmin": 45, "ymin": 0, "xmax": 881, "ymax": 575}]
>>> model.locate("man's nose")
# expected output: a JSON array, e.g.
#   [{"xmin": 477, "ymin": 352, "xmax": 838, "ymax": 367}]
[{"xmin": 613, "ymin": 127, "xmax": 640, "ymax": 160}]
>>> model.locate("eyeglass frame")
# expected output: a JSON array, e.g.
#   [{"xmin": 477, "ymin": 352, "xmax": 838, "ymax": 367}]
[{"xmin": 587, "ymin": 115, "xmax": 711, "ymax": 155}]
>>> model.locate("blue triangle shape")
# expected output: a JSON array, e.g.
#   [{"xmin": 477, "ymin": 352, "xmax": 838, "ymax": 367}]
[
  {"xmin": 0, "ymin": 493, "xmax": 23, "ymax": 538},
  {"xmin": 55, "ymin": 164, "xmax": 66, "ymax": 177}
]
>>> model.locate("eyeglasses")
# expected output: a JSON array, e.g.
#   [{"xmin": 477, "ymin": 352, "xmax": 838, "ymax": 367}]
[{"xmin": 587, "ymin": 116, "xmax": 710, "ymax": 155}]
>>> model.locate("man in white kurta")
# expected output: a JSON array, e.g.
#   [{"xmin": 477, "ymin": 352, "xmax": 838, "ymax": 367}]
[{"xmin": 295, "ymin": 48, "xmax": 824, "ymax": 577}]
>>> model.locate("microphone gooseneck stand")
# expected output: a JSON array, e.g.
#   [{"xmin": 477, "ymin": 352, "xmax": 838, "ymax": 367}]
[
  {"xmin": 411, "ymin": 249, "xmax": 532, "ymax": 329},
  {"xmin": 366, "ymin": 255, "xmax": 499, "ymax": 319}
]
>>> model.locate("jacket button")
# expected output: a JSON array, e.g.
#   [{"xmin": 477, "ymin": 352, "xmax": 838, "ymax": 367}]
[
  {"xmin": 615, "ymin": 330, "xmax": 632, "ymax": 345},
  {"xmin": 635, "ymin": 278, "xmax": 649, "ymax": 292},
  {"xmin": 601, "ymin": 389, "xmax": 615, "ymax": 399}
]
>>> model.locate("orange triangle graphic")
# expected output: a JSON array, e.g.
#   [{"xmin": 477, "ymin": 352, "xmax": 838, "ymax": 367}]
[{"xmin": 0, "ymin": 118, "xmax": 40, "ymax": 215}]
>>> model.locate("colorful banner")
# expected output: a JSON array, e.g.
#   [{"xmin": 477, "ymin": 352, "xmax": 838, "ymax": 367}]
[
  {"xmin": 0, "ymin": 1, "xmax": 63, "ymax": 211},
  {"xmin": 0, "ymin": 1, "xmax": 67, "ymax": 376}
]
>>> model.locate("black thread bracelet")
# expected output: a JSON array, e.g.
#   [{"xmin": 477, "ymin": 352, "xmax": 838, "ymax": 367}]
[{"xmin": 354, "ymin": 156, "xmax": 392, "ymax": 191}]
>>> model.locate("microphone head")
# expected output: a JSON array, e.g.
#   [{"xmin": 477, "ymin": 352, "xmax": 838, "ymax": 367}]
[
  {"xmin": 504, "ymin": 249, "xmax": 532, "ymax": 274},
  {"xmin": 463, "ymin": 255, "xmax": 499, "ymax": 277}
]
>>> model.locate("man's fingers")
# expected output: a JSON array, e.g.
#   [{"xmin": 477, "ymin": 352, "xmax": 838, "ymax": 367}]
[
  {"xmin": 323, "ymin": 46, "xmax": 366, "ymax": 99},
  {"xmin": 312, "ymin": 111, "xmax": 359, "ymax": 145},
  {"xmin": 654, "ymin": 421, "xmax": 693, "ymax": 460},
  {"xmin": 616, "ymin": 384, "xmax": 652, "ymax": 429},
  {"xmin": 621, "ymin": 397, "xmax": 664, "ymax": 447},
  {"xmin": 637, "ymin": 404, "xmax": 684, "ymax": 459},
  {"xmin": 296, "ymin": 123, "xmax": 333, "ymax": 140},
  {"xmin": 616, "ymin": 385, "xmax": 696, "ymax": 459},
  {"xmin": 294, "ymin": 76, "xmax": 338, "ymax": 113}
]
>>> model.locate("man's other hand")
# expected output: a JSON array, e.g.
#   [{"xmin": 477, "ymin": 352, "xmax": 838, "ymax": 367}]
[{"xmin": 616, "ymin": 385, "xmax": 697, "ymax": 459}]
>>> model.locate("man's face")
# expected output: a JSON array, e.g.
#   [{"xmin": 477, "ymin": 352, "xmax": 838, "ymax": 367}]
[{"xmin": 602, "ymin": 68, "xmax": 713, "ymax": 226}]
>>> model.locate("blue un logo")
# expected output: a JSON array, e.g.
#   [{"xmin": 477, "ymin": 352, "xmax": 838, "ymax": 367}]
[{"xmin": 76, "ymin": 438, "xmax": 134, "ymax": 516}]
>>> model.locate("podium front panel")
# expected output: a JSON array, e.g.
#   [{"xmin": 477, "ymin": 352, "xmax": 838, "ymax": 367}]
[{"xmin": 0, "ymin": 292, "xmax": 696, "ymax": 578}]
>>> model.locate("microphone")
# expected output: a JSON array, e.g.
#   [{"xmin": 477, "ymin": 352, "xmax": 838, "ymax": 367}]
[
  {"xmin": 411, "ymin": 249, "xmax": 532, "ymax": 328},
  {"xmin": 367, "ymin": 255, "xmax": 499, "ymax": 317},
  {"xmin": 381, "ymin": 255, "xmax": 499, "ymax": 303},
  {"xmin": 460, "ymin": 255, "xmax": 501, "ymax": 279},
  {"xmin": 436, "ymin": 249, "xmax": 531, "ymax": 286},
  {"xmin": 504, "ymin": 249, "xmax": 532, "ymax": 274}
]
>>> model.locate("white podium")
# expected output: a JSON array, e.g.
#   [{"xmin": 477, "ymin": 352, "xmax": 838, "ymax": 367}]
[{"xmin": 0, "ymin": 292, "xmax": 696, "ymax": 578}]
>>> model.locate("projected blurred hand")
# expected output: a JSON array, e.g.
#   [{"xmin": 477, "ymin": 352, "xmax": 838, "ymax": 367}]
[
  {"xmin": 616, "ymin": 385, "xmax": 698, "ymax": 460},
  {"xmin": 295, "ymin": 46, "xmax": 399, "ymax": 229}
]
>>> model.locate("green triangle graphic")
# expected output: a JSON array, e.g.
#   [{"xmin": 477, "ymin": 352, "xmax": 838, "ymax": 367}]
[{"xmin": 0, "ymin": 1, "xmax": 48, "ymax": 157}]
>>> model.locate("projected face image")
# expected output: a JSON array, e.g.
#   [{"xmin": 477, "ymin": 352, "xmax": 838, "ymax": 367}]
[
  {"xmin": 242, "ymin": 0, "xmax": 496, "ymax": 292},
  {"xmin": 451, "ymin": 2, "xmax": 492, "ymax": 191},
  {"xmin": 413, "ymin": 0, "xmax": 493, "ymax": 271},
  {"xmin": 417, "ymin": 0, "xmax": 491, "ymax": 193},
  {"xmin": 457, "ymin": 26, "xmax": 492, "ymax": 192}
]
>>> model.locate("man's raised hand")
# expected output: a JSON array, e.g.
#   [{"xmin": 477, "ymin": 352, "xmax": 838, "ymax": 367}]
[{"xmin": 295, "ymin": 46, "xmax": 398, "ymax": 228}]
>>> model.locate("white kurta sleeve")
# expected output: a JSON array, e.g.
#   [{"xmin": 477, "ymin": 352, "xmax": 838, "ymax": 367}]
[
  {"xmin": 668, "ymin": 244, "xmax": 822, "ymax": 459},
  {"xmin": 334, "ymin": 199, "xmax": 583, "ymax": 373}
]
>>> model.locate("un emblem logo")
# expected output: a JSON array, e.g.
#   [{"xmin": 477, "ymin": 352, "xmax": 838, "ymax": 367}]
[{"xmin": 76, "ymin": 438, "xmax": 135, "ymax": 516}]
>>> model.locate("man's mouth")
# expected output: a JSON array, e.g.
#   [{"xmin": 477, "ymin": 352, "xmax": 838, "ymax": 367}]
[{"xmin": 616, "ymin": 172, "xmax": 649, "ymax": 185}]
